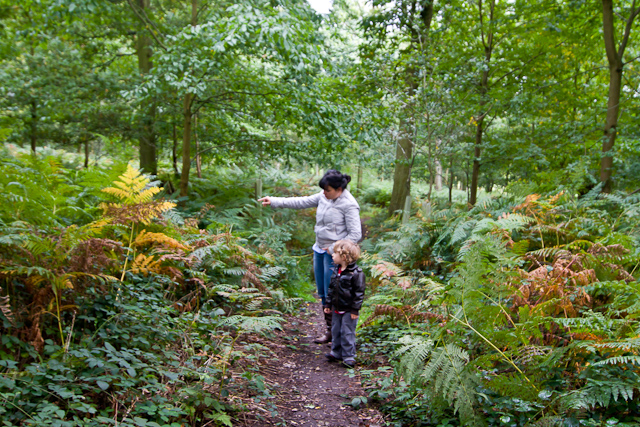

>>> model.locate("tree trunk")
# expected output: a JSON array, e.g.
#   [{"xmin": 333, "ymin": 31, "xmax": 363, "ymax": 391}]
[
  {"xmin": 136, "ymin": 0, "xmax": 157, "ymax": 175},
  {"xmin": 388, "ymin": 0, "xmax": 434, "ymax": 216},
  {"xmin": 427, "ymin": 140, "xmax": 434, "ymax": 200},
  {"xmin": 180, "ymin": 94, "xmax": 194, "ymax": 197},
  {"xmin": 29, "ymin": 100, "xmax": 37, "ymax": 154},
  {"xmin": 448, "ymin": 156, "xmax": 454, "ymax": 204},
  {"xmin": 195, "ymin": 113, "xmax": 202, "ymax": 178},
  {"xmin": 469, "ymin": 112, "xmax": 484, "ymax": 206},
  {"xmin": 599, "ymin": 0, "xmax": 638, "ymax": 193},
  {"xmin": 600, "ymin": 65, "xmax": 622, "ymax": 193},
  {"xmin": 389, "ymin": 122, "xmax": 414, "ymax": 215},
  {"xmin": 178, "ymin": 0, "xmax": 199, "ymax": 197},
  {"xmin": 469, "ymin": 0, "xmax": 494, "ymax": 207},
  {"xmin": 84, "ymin": 137, "xmax": 90, "ymax": 168},
  {"xmin": 172, "ymin": 122, "xmax": 179, "ymax": 177},
  {"xmin": 435, "ymin": 158, "xmax": 443, "ymax": 190}
]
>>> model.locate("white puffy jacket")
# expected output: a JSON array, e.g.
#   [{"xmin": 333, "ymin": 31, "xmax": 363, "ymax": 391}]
[{"xmin": 269, "ymin": 189, "xmax": 361, "ymax": 253}]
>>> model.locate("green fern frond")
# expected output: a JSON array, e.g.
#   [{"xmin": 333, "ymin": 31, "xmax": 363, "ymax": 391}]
[
  {"xmin": 212, "ymin": 284, "xmax": 235, "ymax": 294},
  {"xmin": 592, "ymin": 356, "xmax": 640, "ymax": 366},
  {"xmin": 0, "ymin": 222, "xmax": 30, "ymax": 246},
  {"xmin": 470, "ymin": 198, "xmax": 498, "ymax": 214},
  {"xmin": 245, "ymin": 297, "xmax": 269, "ymax": 311},
  {"xmin": 511, "ymin": 240, "xmax": 530, "ymax": 256},
  {"xmin": 396, "ymin": 336, "xmax": 479, "ymax": 422},
  {"xmin": 496, "ymin": 213, "xmax": 536, "ymax": 231},
  {"xmin": 561, "ymin": 378, "xmax": 637, "ymax": 410},
  {"xmin": 470, "ymin": 218, "xmax": 499, "ymax": 236},
  {"xmin": 191, "ymin": 245, "xmax": 222, "ymax": 262},
  {"xmin": 0, "ymin": 233, "xmax": 26, "ymax": 247},
  {"xmin": 183, "ymin": 269, "xmax": 208, "ymax": 281},
  {"xmin": 397, "ymin": 335, "xmax": 435, "ymax": 379},
  {"xmin": 258, "ymin": 266, "xmax": 287, "ymax": 280},
  {"xmin": 2, "ymin": 265, "xmax": 55, "ymax": 280},
  {"xmin": 223, "ymin": 267, "xmax": 245, "ymax": 276},
  {"xmin": 600, "ymin": 192, "xmax": 628, "ymax": 207},
  {"xmin": 553, "ymin": 312, "xmax": 624, "ymax": 335},
  {"xmin": 23, "ymin": 238, "xmax": 56, "ymax": 256},
  {"xmin": 162, "ymin": 209, "xmax": 185, "ymax": 226},
  {"xmin": 528, "ymin": 416, "xmax": 564, "ymax": 427},
  {"xmin": 222, "ymin": 315, "xmax": 282, "ymax": 334},
  {"xmin": 485, "ymin": 371, "xmax": 541, "ymax": 401},
  {"xmin": 576, "ymin": 338, "xmax": 640, "ymax": 353},
  {"xmin": 526, "ymin": 246, "xmax": 571, "ymax": 261},
  {"xmin": 451, "ymin": 219, "xmax": 477, "ymax": 246},
  {"xmin": 239, "ymin": 287, "xmax": 260, "ymax": 293}
]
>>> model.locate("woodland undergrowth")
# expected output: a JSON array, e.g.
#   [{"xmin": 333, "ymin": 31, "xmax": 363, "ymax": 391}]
[
  {"xmin": 0, "ymin": 153, "xmax": 315, "ymax": 426},
  {"xmin": 356, "ymin": 188, "xmax": 640, "ymax": 427}
]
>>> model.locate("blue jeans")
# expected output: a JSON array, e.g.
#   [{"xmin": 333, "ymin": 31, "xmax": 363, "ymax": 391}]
[{"xmin": 313, "ymin": 250, "xmax": 334, "ymax": 306}]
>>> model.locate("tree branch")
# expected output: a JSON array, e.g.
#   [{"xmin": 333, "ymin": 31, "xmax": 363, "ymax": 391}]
[
  {"xmin": 617, "ymin": 0, "xmax": 640, "ymax": 58},
  {"xmin": 602, "ymin": 0, "xmax": 619, "ymax": 66},
  {"xmin": 93, "ymin": 53, "xmax": 135, "ymax": 70},
  {"xmin": 126, "ymin": 0, "xmax": 167, "ymax": 51},
  {"xmin": 478, "ymin": 0, "xmax": 487, "ymax": 49},
  {"xmin": 623, "ymin": 52, "xmax": 640, "ymax": 65}
]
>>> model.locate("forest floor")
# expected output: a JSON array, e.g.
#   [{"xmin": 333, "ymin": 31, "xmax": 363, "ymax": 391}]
[{"xmin": 231, "ymin": 303, "xmax": 387, "ymax": 427}]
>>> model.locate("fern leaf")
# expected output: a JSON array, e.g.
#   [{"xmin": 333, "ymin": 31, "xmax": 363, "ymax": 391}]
[
  {"xmin": 162, "ymin": 209, "xmax": 185, "ymax": 225},
  {"xmin": 245, "ymin": 297, "xmax": 269, "ymax": 311},
  {"xmin": 222, "ymin": 315, "xmax": 283, "ymax": 334},
  {"xmin": 133, "ymin": 230, "xmax": 189, "ymax": 251},
  {"xmin": 224, "ymin": 267, "xmax": 245, "ymax": 276},
  {"xmin": 131, "ymin": 254, "xmax": 162, "ymax": 276},
  {"xmin": 451, "ymin": 219, "xmax": 477, "ymax": 246},
  {"xmin": 576, "ymin": 338, "xmax": 640, "ymax": 352},
  {"xmin": 2, "ymin": 266, "xmax": 55, "ymax": 280},
  {"xmin": 496, "ymin": 213, "xmax": 536, "ymax": 231},
  {"xmin": 0, "ymin": 287, "xmax": 15, "ymax": 326},
  {"xmin": 258, "ymin": 266, "xmax": 287, "ymax": 280},
  {"xmin": 397, "ymin": 335, "xmax": 435, "ymax": 379},
  {"xmin": 397, "ymin": 337, "xmax": 479, "ymax": 423}
]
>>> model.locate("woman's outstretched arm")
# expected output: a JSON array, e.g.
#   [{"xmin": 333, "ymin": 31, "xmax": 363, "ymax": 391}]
[{"xmin": 260, "ymin": 192, "xmax": 322, "ymax": 209}]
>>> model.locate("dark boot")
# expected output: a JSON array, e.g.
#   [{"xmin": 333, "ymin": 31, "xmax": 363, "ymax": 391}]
[{"xmin": 314, "ymin": 308, "xmax": 332, "ymax": 344}]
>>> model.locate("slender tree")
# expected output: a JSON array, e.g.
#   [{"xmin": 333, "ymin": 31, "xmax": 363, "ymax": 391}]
[
  {"xmin": 600, "ymin": 0, "xmax": 640, "ymax": 192},
  {"xmin": 130, "ymin": 0, "xmax": 160, "ymax": 175},
  {"xmin": 469, "ymin": 0, "xmax": 494, "ymax": 207},
  {"xmin": 361, "ymin": 0, "xmax": 434, "ymax": 215}
]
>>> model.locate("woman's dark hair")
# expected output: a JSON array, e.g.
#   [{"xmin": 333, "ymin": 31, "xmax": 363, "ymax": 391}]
[{"xmin": 318, "ymin": 169, "xmax": 351, "ymax": 190}]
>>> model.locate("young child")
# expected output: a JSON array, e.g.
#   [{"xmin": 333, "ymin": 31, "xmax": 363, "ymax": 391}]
[{"xmin": 324, "ymin": 240, "xmax": 366, "ymax": 368}]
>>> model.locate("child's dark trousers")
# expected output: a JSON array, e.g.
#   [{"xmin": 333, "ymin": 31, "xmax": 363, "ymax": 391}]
[{"xmin": 330, "ymin": 312, "xmax": 358, "ymax": 364}]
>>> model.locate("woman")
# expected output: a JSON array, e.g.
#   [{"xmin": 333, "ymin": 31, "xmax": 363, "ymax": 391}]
[{"xmin": 258, "ymin": 169, "xmax": 362, "ymax": 343}]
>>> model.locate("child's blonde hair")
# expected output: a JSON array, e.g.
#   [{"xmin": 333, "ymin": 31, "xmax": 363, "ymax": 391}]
[{"xmin": 334, "ymin": 240, "xmax": 361, "ymax": 265}]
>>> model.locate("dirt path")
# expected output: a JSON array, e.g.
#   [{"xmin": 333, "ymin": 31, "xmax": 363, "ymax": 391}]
[{"xmin": 234, "ymin": 303, "xmax": 386, "ymax": 426}]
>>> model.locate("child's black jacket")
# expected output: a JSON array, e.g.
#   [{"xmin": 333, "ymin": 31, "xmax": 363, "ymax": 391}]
[{"xmin": 325, "ymin": 262, "xmax": 366, "ymax": 315}]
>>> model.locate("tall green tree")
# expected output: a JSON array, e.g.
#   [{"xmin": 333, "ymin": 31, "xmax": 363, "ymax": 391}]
[
  {"xmin": 600, "ymin": 0, "xmax": 640, "ymax": 192},
  {"xmin": 129, "ymin": 0, "xmax": 159, "ymax": 175},
  {"xmin": 362, "ymin": 0, "xmax": 434, "ymax": 215},
  {"xmin": 0, "ymin": 1, "xmax": 129, "ymax": 159},
  {"xmin": 128, "ymin": 0, "xmax": 326, "ymax": 195}
]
